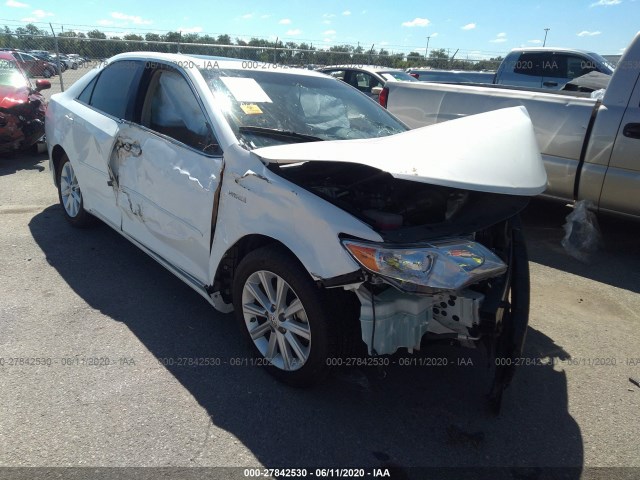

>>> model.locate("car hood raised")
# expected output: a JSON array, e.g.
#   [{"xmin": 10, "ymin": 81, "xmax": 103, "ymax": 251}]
[{"xmin": 251, "ymin": 106, "xmax": 546, "ymax": 196}]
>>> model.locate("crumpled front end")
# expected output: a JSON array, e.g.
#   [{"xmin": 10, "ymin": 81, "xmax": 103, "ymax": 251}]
[{"xmin": 0, "ymin": 93, "xmax": 46, "ymax": 153}]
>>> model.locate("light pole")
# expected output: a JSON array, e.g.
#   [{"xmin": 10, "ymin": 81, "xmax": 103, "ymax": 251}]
[
  {"xmin": 543, "ymin": 28, "xmax": 550, "ymax": 47},
  {"xmin": 425, "ymin": 36, "xmax": 431, "ymax": 63}
]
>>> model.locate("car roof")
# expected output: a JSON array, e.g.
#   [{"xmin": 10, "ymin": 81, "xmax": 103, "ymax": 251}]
[
  {"xmin": 508, "ymin": 47, "xmax": 595, "ymax": 55},
  {"xmin": 108, "ymin": 51, "xmax": 330, "ymax": 78},
  {"xmin": 320, "ymin": 64, "xmax": 402, "ymax": 73}
]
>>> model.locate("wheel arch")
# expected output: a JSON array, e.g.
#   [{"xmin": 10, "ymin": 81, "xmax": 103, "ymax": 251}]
[{"xmin": 212, "ymin": 234, "xmax": 304, "ymax": 304}]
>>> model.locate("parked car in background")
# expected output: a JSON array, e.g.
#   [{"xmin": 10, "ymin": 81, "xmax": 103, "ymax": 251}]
[
  {"xmin": 318, "ymin": 65, "xmax": 418, "ymax": 101},
  {"xmin": 31, "ymin": 52, "xmax": 66, "ymax": 73},
  {"xmin": 53, "ymin": 54, "xmax": 78, "ymax": 70},
  {"xmin": 0, "ymin": 53, "xmax": 50, "ymax": 153},
  {"xmin": 46, "ymin": 52, "xmax": 545, "ymax": 408},
  {"xmin": 494, "ymin": 47, "xmax": 614, "ymax": 90},
  {"xmin": 6, "ymin": 51, "xmax": 56, "ymax": 78},
  {"xmin": 67, "ymin": 54, "xmax": 86, "ymax": 66},
  {"xmin": 407, "ymin": 69, "xmax": 496, "ymax": 84}
]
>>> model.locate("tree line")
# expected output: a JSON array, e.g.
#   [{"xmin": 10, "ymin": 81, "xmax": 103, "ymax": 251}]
[{"xmin": 1, "ymin": 23, "xmax": 503, "ymax": 71}]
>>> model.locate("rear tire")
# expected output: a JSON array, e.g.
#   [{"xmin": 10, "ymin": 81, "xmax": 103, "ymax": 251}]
[
  {"xmin": 56, "ymin": 154, "xmax": 94, "ymax": 228},
  {"xmin": 233, "ymin": 245, "xmax": 340, "ymax": 387}
]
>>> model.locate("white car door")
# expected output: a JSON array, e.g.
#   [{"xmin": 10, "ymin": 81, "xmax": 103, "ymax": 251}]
[
  {"xmin": 106, "ymin": 66, "xmax": 223, "ymax": 284},
  {"xmin": 67, "ymin": 60, "xmax": 145, "ymax": 228}
]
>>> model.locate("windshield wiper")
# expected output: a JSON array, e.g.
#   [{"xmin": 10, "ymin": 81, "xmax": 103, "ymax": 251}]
[{"xmin": 238, "ymin": 126, "xmax": 323, "ymax": 143}]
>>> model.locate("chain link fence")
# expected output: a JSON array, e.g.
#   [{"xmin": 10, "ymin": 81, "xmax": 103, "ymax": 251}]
[{"xmin": 1, "ymin": 33, "xmax": 503, "ymax": 93}]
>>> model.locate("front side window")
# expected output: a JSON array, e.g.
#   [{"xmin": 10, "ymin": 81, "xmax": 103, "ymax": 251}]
[
  {"xmin": 89, "ymin": 60, "xmax": 143, "ymax": 120},
  {"xmin": 354, "ymin": 72, "xmax": 382, "ymax": 93},
  {"xmin": 141, "ymin": 68, "xmax": 218, "ymax": 154}
]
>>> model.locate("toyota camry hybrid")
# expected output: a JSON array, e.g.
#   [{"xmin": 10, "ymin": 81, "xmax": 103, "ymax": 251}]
[{"xmin": 45, "ymin": 52, "xmax": 546, "ymax": 408}]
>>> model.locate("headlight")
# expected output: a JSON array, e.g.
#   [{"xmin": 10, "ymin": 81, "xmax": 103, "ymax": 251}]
[{"xmin": 342, "ymin": 239, "xmax": 507, "ymax": 292}]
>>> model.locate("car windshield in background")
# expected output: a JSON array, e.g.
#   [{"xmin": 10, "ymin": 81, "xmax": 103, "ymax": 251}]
[
  {"xmin": 380, "ymin": 71, "xmax": 418, "ymax": 82},
  {"xmin": 0, "ymin": 60, "xmax": 28, "ymax": 88},
  {"xmin": 199, "ymin": 68, "xmax": 407, "ymax": 149}
]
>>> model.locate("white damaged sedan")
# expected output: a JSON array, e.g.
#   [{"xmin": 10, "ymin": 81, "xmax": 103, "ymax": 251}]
[{"xmin": 46, "ymin": 53, "xmax": 546, "ymax": 408}]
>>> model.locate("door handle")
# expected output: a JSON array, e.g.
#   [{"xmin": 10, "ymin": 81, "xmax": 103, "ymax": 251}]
[
  {"xmin": 623, "ymin": 123, "xmax": 640, "ymax": 139},
  {"xmin": 543, "ymin": 81, "xmax": 558, "ymax": 87}
]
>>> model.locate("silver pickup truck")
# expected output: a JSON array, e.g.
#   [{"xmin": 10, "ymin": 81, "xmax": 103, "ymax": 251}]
[{"xmin": 381, "ymin": 33, "xmax": 640, "ymax": 220}]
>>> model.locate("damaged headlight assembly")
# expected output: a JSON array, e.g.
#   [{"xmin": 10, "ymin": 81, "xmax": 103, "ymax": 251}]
[{"xmin": 342, "ymin": 239, "xmax": 507, "ymax": 292}]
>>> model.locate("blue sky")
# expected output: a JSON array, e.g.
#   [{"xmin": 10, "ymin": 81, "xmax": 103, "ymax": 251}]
[{"xmin": 0, "ymin": 0, "xmax": 637, "ymax": 57}]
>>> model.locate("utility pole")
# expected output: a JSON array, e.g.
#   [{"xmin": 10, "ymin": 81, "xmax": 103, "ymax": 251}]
[
  {"xmin": 543, "ymin": 28, "xmax": 550, "ymax": 47},
  {"xmin": 425, "ymin": 36, "xmax": 431, "ymax": 62}
]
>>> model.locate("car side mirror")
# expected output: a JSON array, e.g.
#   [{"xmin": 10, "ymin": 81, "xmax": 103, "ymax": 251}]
[
  {"xmin": 371, "ymin": 86, "xmax": 383, "ymax": 95},
  {"xmin": 35, "ymin": 79, "xmax": 51, "ymax": 91}
]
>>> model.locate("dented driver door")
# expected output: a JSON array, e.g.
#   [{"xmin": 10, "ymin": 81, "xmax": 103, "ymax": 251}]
[{"xmin": 107, "ymin": 67, "xmax": 223, "ymax": 284}]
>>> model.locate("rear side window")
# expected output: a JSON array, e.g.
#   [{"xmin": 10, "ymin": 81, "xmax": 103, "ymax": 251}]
[
  {"xmin": 89, "ymin": 61, "xmax": 143, "ymax": 120},
  {"xmin": 512, "ymin": 53, "xmax": 544, "ymax": 77}
]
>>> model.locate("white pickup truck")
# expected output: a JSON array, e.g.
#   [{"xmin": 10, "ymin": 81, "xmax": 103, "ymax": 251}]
[{"xmin": 381, "ymin": 32, "xmax": 640, "ymax": 220}]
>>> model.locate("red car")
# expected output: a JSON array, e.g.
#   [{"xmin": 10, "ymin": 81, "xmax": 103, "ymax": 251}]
[
  {"xmin": 4, "ymin": 51, "xmax": 56, "ymax": 78},
  {"xmin": 0, "ymin": 52, "xmax": 50, "ymax": 153}
]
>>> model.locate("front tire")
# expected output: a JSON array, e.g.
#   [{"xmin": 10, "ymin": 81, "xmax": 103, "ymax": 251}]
[
  {"xmin": 56, "ymin": 154, "xmax": 94, "ymax": 227},
  {"xmin": 233, "ymin": 245, "xmax": 339, "ymax": 387}
]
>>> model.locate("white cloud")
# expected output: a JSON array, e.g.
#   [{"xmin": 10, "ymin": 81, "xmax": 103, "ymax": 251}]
[
  {"xmin": 401, "ymin": 17, "xmax": 430, "ymax": 27},
  {"xmin": 323, "ymin": 29, "xmax": 336, "ymax": 35},
  {"xmin": 431, "ymin": 32, "xmax": 439, "ymax": 37},
  {"xmin": 342, "ymin": 10, "xmax": 351, "ymax": 15},
  {"xmin": 111, "ymin": 11, "xmax": 152, "ymax": 25},
  {"xmin": 278, "ymin": 18, "xmax": 291, "ymax": 24},
  {"xmin": 179, "ymin": 26, "xmax": 203, "ymax": 34},
  {"xmin": 323, "ymin": 13, "xmax": 335, "ymax": 18},
  {"xmin": 260, "ymin": 14, "xmax": 271, "ymax": 19},
  {"xmin": 286, "ymin": 29, "xmax": 301, "ymax": 35},
  {"xmin": 497, "ymin": 32, "xmax": 506, "ymax": 37},
  {"xmin": 490, "ymin": 37, "xmax": 507, "ymax": 43},
  {"xmin": 577, "ymin": 30, "xmax": 601, "ymax": 36},
  {"xmin": 6, "ymin": 0, "xmax": 29, "ymax": 7},
  {"xmin": 590, "ymin": 0, "xmax": 621, "ymax": 6},
  {"xmin": 528, "ymin": 39, "xmax": 542, "ymax": 44},
  {"xmin": 97, "ymin": 19, "xmax": 114, "ymax": 26},
  {"xmin": 241, "ymin": 13, "xmax": 253, "ymax": 19},
  {"xmin": 461, "ymin": 23, "xmax": 476, "ymax": 30},
  {"xmin": 31, "ymin": 9, "xmax": 53, "ymax": 18},
  {"xmin": 323, "ymin": 38, "xmax": 332, "ymax": 42}
]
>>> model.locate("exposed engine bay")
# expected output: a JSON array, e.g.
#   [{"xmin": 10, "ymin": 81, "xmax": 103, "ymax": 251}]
[{"xmin": 271, "ymin": 161, "xmax": 529, "ymax": 241}]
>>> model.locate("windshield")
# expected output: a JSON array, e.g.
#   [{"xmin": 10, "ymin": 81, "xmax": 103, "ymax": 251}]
[
  {"xmin": 380, "ymin": 71, "xmax": 418, "ymax": 82},
  {"xmin": 0, "ymin": 60, "xmax": 28, "ymax": 88},
  {"xmin": 199, "ymin": 68, "xmax": 407, "ymax": 149}
]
